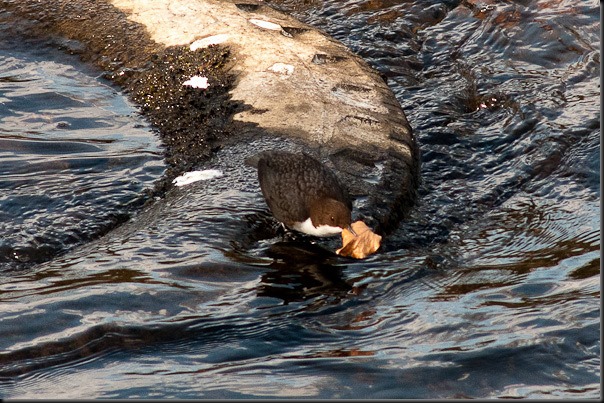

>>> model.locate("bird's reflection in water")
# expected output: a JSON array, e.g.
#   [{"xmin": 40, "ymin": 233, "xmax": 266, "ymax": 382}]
[{"xmin": 257, "ymin": 241, "xmax": 356, "ymax": 305}]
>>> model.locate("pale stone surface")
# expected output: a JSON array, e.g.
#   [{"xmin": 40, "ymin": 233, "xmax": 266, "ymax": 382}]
[{"xmin": 109, "ymin": 0, "xmax": 414, "ymax": 161}]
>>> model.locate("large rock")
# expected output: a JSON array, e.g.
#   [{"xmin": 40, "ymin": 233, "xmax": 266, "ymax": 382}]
[
  {"xmin": 112, "ymin": 0, "xmax": 415, "ymax": 156},
  {"xmin": 3, "ymin": 0, "xmax": 419, "ymax": 234}
]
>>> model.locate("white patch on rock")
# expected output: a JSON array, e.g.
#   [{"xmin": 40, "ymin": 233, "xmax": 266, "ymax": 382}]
[
  {"xmin": 172, "ymin": 169, "xmax": 223, "ymax": 187},
  {"xmin": 190, "ymin": 34, "xmax": 230, "ymax": 51},
  {"xmin": 183, "ymin": 76, "xmax": 209, "ymax": 89},
  {"xmin": 268, "ymin": 63, "xmax": 294, "ymax": 76},
  {"xmin": 249, "ymin": 19, "xmax": 282, "ymax": 31}
]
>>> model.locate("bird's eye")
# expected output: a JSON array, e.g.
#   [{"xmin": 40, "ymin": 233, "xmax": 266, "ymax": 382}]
[{"xmin": 330, "ymin": 216, "xmax": 335, "ymax": 222}]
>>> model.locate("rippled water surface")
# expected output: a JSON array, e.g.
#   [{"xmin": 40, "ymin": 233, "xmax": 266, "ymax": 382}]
[
  {"xmin": 0, "ymin": 0, "xmax": 600, "ymax": 399},
  {"xmin": 0, "ymin": 33, "xmax": 165, "ymax": 269}
]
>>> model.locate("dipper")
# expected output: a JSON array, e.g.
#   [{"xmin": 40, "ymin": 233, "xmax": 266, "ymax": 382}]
[{"xmin": 256, "ymin": 151, "xmax": 356, "ymax": 237}]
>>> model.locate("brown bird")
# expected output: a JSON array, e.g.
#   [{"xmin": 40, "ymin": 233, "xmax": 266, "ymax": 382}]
[{"xmin": 256, "ymin": 151, "xmax": 355, "ymax": 237}]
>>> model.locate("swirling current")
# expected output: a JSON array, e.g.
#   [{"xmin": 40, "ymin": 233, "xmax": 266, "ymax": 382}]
[{"xmin": 0, "ymin": 0, "xmax": 600, "ymax": 399}]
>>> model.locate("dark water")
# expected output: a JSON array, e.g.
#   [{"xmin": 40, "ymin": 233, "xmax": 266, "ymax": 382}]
[
  {"xmin": 0, "ymin": 34, "xmax": 166, "ymax": 270},
  {"xmin": 0, "ymin": 0, "xmax": 600, "ymax": 399}
]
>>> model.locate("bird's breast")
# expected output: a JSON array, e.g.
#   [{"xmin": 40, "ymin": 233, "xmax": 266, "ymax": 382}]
[{"xmin": 292, "ymin": 218, "xmax": 343, "ymax": 237}]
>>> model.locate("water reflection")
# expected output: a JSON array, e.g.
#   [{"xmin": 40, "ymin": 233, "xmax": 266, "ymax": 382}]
[{"xmin": 258, "ymin": 241, "xmax": 352, "ymax": 304}]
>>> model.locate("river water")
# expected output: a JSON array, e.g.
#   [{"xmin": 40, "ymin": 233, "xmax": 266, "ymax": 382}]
[{"xmin": 0, "ymin": 0, "xmax": 600, "ymax": 399}]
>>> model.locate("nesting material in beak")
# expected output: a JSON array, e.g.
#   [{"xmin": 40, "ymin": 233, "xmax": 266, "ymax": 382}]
[{"xmin": 337, "ymin": 220, "xmax": 382, "ymax": 259}]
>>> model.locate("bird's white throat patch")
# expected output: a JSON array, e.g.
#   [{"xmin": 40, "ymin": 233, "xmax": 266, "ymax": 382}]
[{"xmin": 293, "ymin": 218, "xmax": 343, "ymax": 237}]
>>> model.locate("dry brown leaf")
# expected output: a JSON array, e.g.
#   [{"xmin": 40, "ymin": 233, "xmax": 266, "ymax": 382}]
[{"xmin": 336, "ymin": 220, "xmax": 382, "ymax": 259}]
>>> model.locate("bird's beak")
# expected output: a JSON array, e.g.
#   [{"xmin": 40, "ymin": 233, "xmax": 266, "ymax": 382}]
[{"xmin": 347, "ymin": 224, "xmax": 358, "ymax": 237}]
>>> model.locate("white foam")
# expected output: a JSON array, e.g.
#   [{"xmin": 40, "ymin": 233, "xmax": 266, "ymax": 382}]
[
  {"xmin": 172, "ymin": 169, "xmax": 223, "ymax": 187},
  {"xmin": 183, "ymin": 76, "xmax": 209, "ymax": 89}
]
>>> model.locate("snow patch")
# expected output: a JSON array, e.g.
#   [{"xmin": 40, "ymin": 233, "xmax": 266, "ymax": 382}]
[
  {"xmin": 183, "ymin": 76, "xmax": 209, "ymax": 89},
  {"xmin": 173, "ymin": 169, "xmax": 224, "ymax": 187},
  {"xmin": 249, "ymin": 19, "xmax": 282, "ymax": 31},
  {"xmin": 190, "ymin": 34, "xmax": 230, "ymax": 51},
  {"xmin": 268, "ymin": 63, "xmax": 294, "ymax": 76}
]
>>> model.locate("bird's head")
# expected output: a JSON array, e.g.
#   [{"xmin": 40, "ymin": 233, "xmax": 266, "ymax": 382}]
[{"xmin": 309, "ymin": 198, "xmax": 356, "ymax": 236}]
